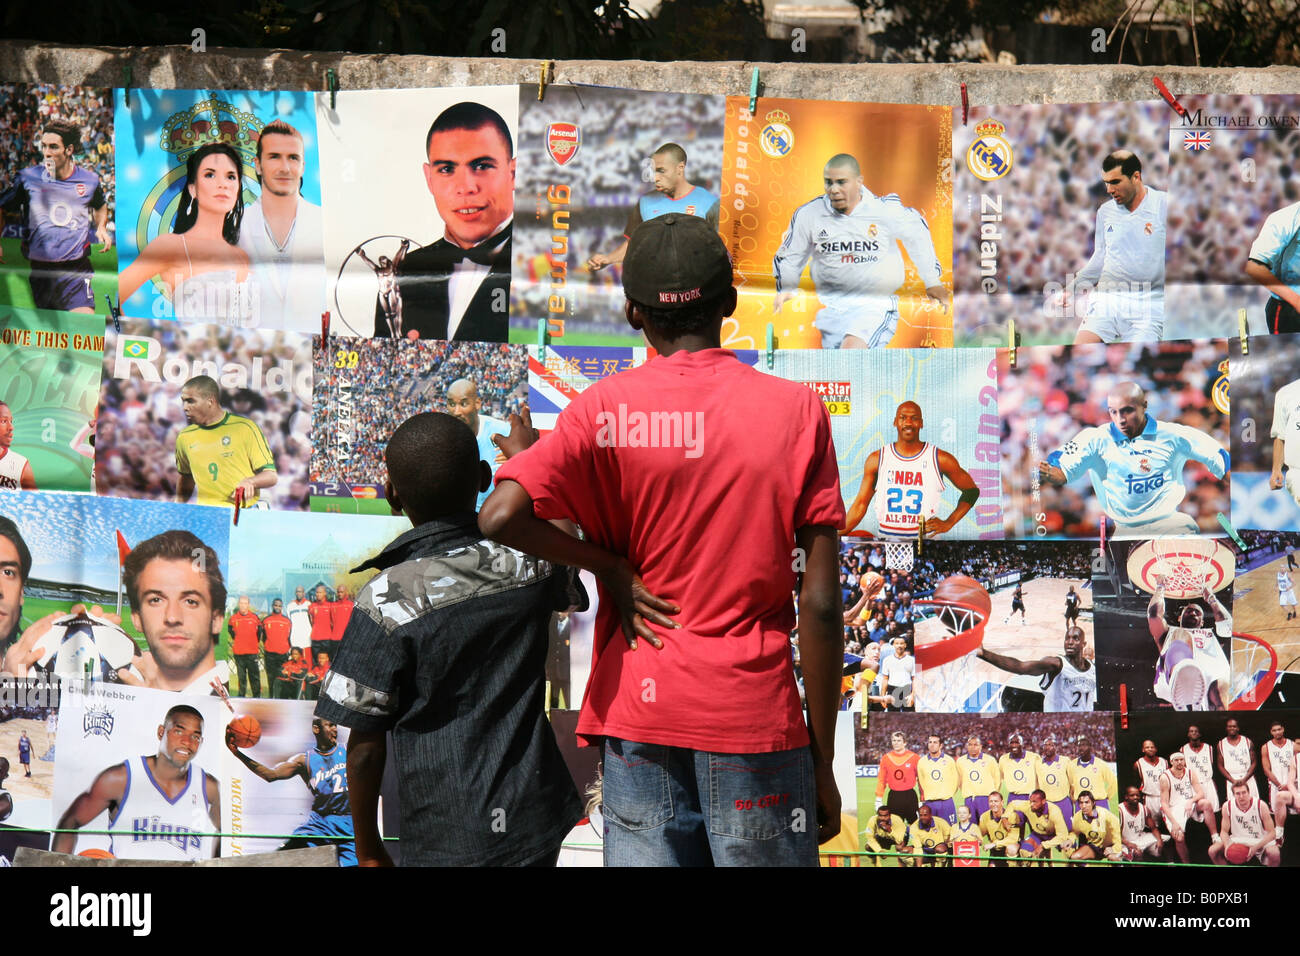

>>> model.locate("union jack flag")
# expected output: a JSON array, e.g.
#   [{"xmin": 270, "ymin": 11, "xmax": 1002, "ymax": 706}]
[{"xmin": 1183, "ymin": 131, "xmax": 1212, "ymax": 151}]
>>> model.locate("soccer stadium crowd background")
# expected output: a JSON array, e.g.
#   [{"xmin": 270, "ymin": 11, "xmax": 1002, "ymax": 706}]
[
  {"xmin": 310, "ymin": 339, "xmax": 528, "ymax": 485},
  {"xmin": 858, "ymin": 712, "xmax": 1118, "ymax": 764}
]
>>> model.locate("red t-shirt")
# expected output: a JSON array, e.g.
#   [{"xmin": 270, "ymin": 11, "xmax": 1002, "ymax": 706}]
[
  {"xmin": 309, "ymin": 601, "xmax": 333, "ymax": 642},
  {"xmin": 331, "ymin": 599, "xmax": 354, "ymax": 641},
  {"xmin": 228, "ymin": 611, "xmax": 262, "ymax": 656},
  {"xmin": 496, "ymin": 348, "xmax": 843, "ymax": 753},
  {"xmin": 262, "ymin": 613, "xmax": 292, "ymax": 654}
]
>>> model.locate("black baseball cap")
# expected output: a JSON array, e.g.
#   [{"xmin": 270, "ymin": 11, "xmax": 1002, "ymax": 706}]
[{"xmin": 622, "ymin": 214, "xmax": 733, "ymax": 309}]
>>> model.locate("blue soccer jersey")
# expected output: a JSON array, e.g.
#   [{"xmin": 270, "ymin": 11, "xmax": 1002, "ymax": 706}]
[
  {"xmin": 624, "ymin": 186, "xmax": 720, "ymax": 236},
  {"xmin": 1249, "ymin": 200, "xmax": 1300, "ymax": 297},
  {"xmin": 476, "ymin": 414, "xmax": 512, "ymax": 509},
  {"xmin": 1047, "ymin": 417, "xmax": 1228, "ymax": 528},
  {"xmin": 2, "ymin": 164, "xmax": 105, "ymax": 262}
]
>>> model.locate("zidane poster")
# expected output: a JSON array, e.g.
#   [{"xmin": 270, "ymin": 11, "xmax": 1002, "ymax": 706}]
[
  {"xmin": 719, "ymin": 96, "xmax": 952, "ymax": 350},
  {"xmin": 113, "ymin": 89, "xmax": 324, "ymax": 332},
  {"xmin": 952, "ymin": 101, "xmax": 1172, "ymax": 346},
  {"xmin": 0, "ymin": 307, "xmax": 102, "ymax": 493},
  {"xmin": 511, "ymin": 85, "xmax": 726, "ymax": 347}
]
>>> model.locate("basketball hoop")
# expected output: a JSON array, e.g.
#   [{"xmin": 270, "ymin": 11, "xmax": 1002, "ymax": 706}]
[
  {"xmin": 885, "ymin": 542, "xmax": 914, "ymax": 573},
  {"xmin": 911, "ymin": 599, "xmax": 989, "ymax": 711},
  {"xmin": 1228, "ymin": 632, "xmax": 1278, "ymax": 710},
  {"xmin": 1127, "ymin": 538, "xmax": 1235, "ymax": 600}
]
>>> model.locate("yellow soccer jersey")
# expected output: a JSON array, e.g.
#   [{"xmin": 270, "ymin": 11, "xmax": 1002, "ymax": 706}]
[
  {"xmin": 1072, "ymin": 808, "xmax": 1121, "ymax": 850},
  {"xmin": 918, "ymin": 753, "xmax": 958, "ymax": 801},
  {"xmin": 980, "ymin": 807, "xmax": 1018, "ymax": 848},
  {"xmin": 910, "ymin": 817, "xmax": 951, "ymax": 853},
  {"xmin": 175, "ymin": 412, "xmax": 275, "ymax": 507},
  {"xmin": 1068, "ymin": 757, "xmax": 1115, "ymax": 803},
  {"xmin": 1038, "ymin": 756, "xmax": 1072, "ymax": 803},
  {"xmin": 999, "ymin": 752, "xmax": 1041, "ymax": 796},
  {"xmin": 1008, "ymin": 799, "xmax": 1069, "ymax": 846},
  {"xmin": 864, "ymin": 814, "xmax": 911, "ymax": 867},
  {"xmin": 950, "ymin": 820, "xmax": 982, "ymax": 844},
  {"xmin": 958, "ymin": 753, "xmax": 1000, "ymax": 797}
]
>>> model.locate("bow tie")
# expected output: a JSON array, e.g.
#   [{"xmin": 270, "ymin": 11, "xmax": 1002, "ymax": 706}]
[{"xmin": 430, "ymin": 225, "xmax": 511, "ymax": 269}]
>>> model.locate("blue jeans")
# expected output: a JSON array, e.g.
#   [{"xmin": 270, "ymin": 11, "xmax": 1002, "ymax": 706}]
[{"xmin": 601, "ymin": 738, "xmax": 819, "ymax": 867}]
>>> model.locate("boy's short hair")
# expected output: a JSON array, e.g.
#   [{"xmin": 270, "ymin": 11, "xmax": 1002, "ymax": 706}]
[{"xmin": 386, "ymin": 412, "xmax": 480, "ymax": 516}]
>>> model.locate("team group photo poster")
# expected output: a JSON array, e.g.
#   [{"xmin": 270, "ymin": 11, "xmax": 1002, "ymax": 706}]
[
  {"xmin": 719, "ymin": 96, "xmax": 953, "ymax": 350},
  {"xmin": 997, "ymin": 339, "xmax": 1230, "ymax": 539},
  {"xmin": 113, "ymin": 88, "xmax": 325, "ymax": 332},
  {"xmin": 96, "ymin": 317, "xmax": 313, "ymax": 511},
  {"xmin": 953, "ymin": 101, "xmax": 1178, "ymax": 346},
  {"xmin": 1167, "ymin": 95, "xmax": 1300, "ymax": 337},
  {"xmin": 0, "ymin": 83, "xmax": 117, "ymax": 318},
  {"xmin": 0, "ymin": 308, "xmax": 102, "ymax": 493},
  {"xmin": 510, "ymin": 85, "xmax": 726, "ymax": 347},
  {"xmin": 317, "ymin": 85, "xmax": 518, "ymax": 342}
]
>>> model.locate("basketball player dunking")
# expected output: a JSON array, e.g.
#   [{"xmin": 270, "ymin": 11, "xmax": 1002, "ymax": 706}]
[
  {"xmin": 1148, "ymin": 578, "xmax": 1232, "ymax": 711},
  {"xmin": 841, "ymin": 401, "xmax": 979, "ymax": 540}
]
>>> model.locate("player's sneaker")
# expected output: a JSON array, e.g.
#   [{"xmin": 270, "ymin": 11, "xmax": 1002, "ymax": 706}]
[{"xmin": 1170, "ymin": 660, "xmax": 1207, "ymax": 711}]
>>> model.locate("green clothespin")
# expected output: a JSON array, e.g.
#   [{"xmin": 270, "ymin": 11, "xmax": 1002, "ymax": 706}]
[
  {"xmin": 326, "ymin": 69, "xmax": 339, "ymax": 110},
  {"xmin": 1217, "ymin": 513, "xmax": 1247, "ymax": 551},
  {"xmin": 537, "ymin": 318, "xmax": 549, "ymax": 362},
  {"xmin": 765, "ymin": 322, "xmax": 775, "ymax": 369},
  {"xmin": 749, "ymin": 68, "xmax": 760, "ymax": 114}
]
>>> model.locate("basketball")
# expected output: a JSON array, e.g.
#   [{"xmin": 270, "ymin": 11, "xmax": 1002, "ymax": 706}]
[
  {"xmin": 77, "ymin": 848, "xmax": 115, "ymax": 859},
  {"xmin": 932, "ymin": 574, "xmax": 993, "ymax": 627},
  {"xmin": 1224, "ymin": 841, "xmax": 1251, "ymax": 865},
  {"xmin": 228, "ymin": 714, "xmax": 262, "ymax": 749}
]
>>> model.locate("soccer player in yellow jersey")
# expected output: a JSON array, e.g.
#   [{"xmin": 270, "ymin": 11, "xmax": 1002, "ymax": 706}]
[
  {"xmin": 1006, "ymin": 790, "xmax": 1070, "ymax": 863},
  {"xmin": 979, "ymin": 791, "xmax": 1018, "ymax": 866},
  {"xmin": 910, "ymin": 804, "xmax": 951, "ymax": 866},
  {"xmin": 1068, "ymin": 735, "xmax": 1116, "ymax": 811},
  {"xmin": 1070, "ymin": 790, "xmax": 1122, "ymax": 865},
  {"xmin": 863, "ymin": 805, "xmax": 912, "ymax": 867},
  {"xmin": 950, "ymin": 804, "xmax": 983, "ymax": 864},
  {"xmin": 174, "ymin": 375, "xmax": 278, "ymax": 507},
  {"xmin": 999, "ymin": 733, "xmax": 1040, "ymax": 803},
  {"xmin": 918, "ymin": 733, "xmax": 958, "ymax": 823},
  {"xmin": 958, "ymin": 734, "xmax": 1000, "ymax": 819},
  {"xmin": 1038, "ymin": 734, "xmax": 1074, "ymax": 821}
]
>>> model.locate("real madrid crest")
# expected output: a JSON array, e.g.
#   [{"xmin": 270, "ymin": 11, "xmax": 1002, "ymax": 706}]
[
  {"xmin": 1212, "ymin": 359, "xmax": 1229, "ymax": 414},
  {"xmin": 760, "ymin": 110, "xmax": 794, "ymax": 159},
  {"xmin": 967, "ymin": 119, "xmax": 1014, "ymax": 182}
]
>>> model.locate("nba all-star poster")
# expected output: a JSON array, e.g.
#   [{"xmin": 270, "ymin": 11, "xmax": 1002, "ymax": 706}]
[
  {"xmin": 952, "ymin": 101, "xmax": 1173, "ymax": 347},
  {"xmin": 316, "ymin": 86, "xmax": 518, "ymax": 342},
  {"xmin": 113, "ymin": 89, "xmax": 324, "ymax": 331},
  {"xmin": 0, "ymin": 308, "xmax": 102, "ymax": 492},
  {"xmin": 510, "ymin": 85, "xmax": 726, "ymax": 347},
  {"xmin": 1167, "ymin": 95, "xmax": 1300, "ymax": 338},
  {"xmin": 719, "ymin": 97, "xmax": 952, "ymax": 350},
  {"xmin": 0, "ymin": 83, "xmax": 117, "ymax": 316}
]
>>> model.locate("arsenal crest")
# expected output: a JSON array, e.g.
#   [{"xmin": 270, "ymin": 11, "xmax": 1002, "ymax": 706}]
[
  {"xmin": 76, "ymin": 182, "xmax": 87, "ymax": 197},
  {"xmin": 546, "ymin": 122, "xmax": 581, "ymax": 167}
]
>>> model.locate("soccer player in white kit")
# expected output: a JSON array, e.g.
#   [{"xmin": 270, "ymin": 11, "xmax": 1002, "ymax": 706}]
[
  {"xmin": 1245, "ymin": 200, "xmax": 1300, "ymax": 335},
  {"xmin": 1039, "ymin": 382, "xmax": 1229, "ymax": 537},
  {"xmin": 1066, "ymin": 150, "xmax": 1167, "ymax": 344},
  {"xmin": 840, "ymin": 401, "xmax": 980, "ymax": 539},
  {"xmin": 52, "ymin": 704, "xmax": 220, "ymax": 860},
  {"xmin": 975, "ymin": 624, "xmax": 1096, "ymax": 712},
  {"xmin": 1159, "ymin": 751, "xmax": 1221, "ymax": 863},
  {"xmin": 773, "ymin": 154, "xmax": 948, "ymax": 349},
  {"xmin": 1148, "ymin": 580, "xmax": 1232, "ymax": 711},
  {"xmin": 0, "ymin": 402, "xmax": 35, "ymax": 491},
  {"xmin": 286, "ymin": 584, "xmax": 313, "ymax": 659},
  {"xmin": 1209, "ymin": 781, "xmax": 1281, "ymax": 866},
  {"xmin": 1268, "ymin": 376, "xmax": 1300, "ymax": 507}
]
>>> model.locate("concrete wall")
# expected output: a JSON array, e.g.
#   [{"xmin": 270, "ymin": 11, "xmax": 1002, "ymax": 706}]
[{"xmin": 2, "ymin": 40, "xmax": 1299, "ymax": 106}]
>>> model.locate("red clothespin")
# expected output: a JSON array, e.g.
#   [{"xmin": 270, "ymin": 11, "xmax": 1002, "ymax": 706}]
[
  {"xmin": 1151, "ymin": 77, "xmax": 1187, "ymax": 120},
  {"xmin": 233, "ymin": 487, "xmax": 243, "ymax": 525},
  {"xmin": 321, "ymin": 311, "xmax": 330, "ymax": 341}
]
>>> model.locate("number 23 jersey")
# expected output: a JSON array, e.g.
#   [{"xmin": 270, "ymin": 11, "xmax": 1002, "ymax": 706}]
[{"xmin": 875, "ymin": 442, "xmax": 945, "ymax": 537}]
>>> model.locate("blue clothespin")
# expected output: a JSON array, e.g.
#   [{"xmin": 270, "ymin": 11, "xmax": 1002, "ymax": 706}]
[{"xmin": 765, "ymin": 322, "xmax": 774, "ymax": 369}]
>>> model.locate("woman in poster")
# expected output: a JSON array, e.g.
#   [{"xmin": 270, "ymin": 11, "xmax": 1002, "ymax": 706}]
[{"xmin": 118, "ymin": 143, "xmax": 253, "ymax": 324}]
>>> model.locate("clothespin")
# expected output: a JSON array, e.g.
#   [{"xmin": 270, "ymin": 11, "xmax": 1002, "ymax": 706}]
[
  {"xmin": 326, "ymin": 69, "xmax": 339, "ymax": 111},
  {"xmin": 748, "ymin": 68, "xmax": 761, "ymax": 115},
  {"xmin": 123, "ymin": 66, "xmax": 132, "ymax": 108},
  {"xmin": 104, "ymin": 294, "xmax": 121, "ymax": 334},
  {"xmin": 916, "ymin": 518, "xmax": 924, "ymax": 556},
  {"xmin": 233, "ymin": 487, "xmax": 243, "ymax": 525},
  {"xmin": 1007, "ymin": 318, "xmax": 1018, "ymax": 367},
  {"xmin": 1217, "ymin": 513, "xmax": 1247, "ymax": 552},
  {"xmin": 537, "ymin": 61, "xmax": 554, "ymax": 102},
  {"xmin": 537, "ymin": 317, "xmax": 549, "ymax": 362},
  {"xmin": 1238, "ymin": 308, "xmax": 1249, "ymax": 355},
  {"xmin": 765, "ymin": 322, "xmax": 774, "ymax": 369},
  {"xmin": 1119, "ymin": 683, "xmax": 1128, "ymax": 729},
  {"xmin": 960, "ymin": 81, "xmax": 969, "ymax": 126},
  {"xmin": 1098, "ymin": 515, "xmax": 1106, "ymax": 556},
  {"xmin": 321, "ymin": 311, "xmax": 330, "ymax": 341},
  {"xmin": 1152, "ymin": 76, "xmax": 1188, "ymax": 120}
]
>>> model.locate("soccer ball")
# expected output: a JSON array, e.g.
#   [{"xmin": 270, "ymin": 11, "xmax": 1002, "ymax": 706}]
[{"xmin": 31, "ymin": 611, "xmax": 139, "ymax": 681}]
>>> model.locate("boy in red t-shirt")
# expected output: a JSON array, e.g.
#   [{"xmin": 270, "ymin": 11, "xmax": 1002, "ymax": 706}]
[{"xmin": 481, "ymin": 214, "xmax": 845, "ymax": 866}]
